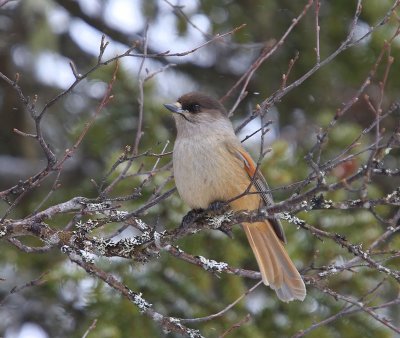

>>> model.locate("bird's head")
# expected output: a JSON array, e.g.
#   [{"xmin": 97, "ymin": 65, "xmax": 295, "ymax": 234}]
[{"xmin": 164, "ymin": 92, "xmax": 230, "ymax": 137}]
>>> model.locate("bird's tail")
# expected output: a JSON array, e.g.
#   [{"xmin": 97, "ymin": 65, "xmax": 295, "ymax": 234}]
[{"xmin": 242, "ymin": 221, "xmax": 306, "ymax": 302}]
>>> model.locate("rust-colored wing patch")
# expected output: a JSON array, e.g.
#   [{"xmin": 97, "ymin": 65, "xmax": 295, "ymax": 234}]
[{"xmin": 234, "ymin": 147, "xmax": 287, "ymax": 243}]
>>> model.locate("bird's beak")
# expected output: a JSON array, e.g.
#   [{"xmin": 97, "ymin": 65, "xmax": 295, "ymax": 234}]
[{"xmin": 164, "ymin": 102, "xmax": 183, "ymax": 114}]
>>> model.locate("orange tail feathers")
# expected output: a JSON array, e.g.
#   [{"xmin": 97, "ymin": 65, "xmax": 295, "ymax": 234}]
[{"xmin": 242, "ymin": 221, "xmax": 306, "ymax": 302}]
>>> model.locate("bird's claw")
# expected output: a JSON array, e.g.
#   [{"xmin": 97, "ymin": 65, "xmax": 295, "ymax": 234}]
[
  {"xmin": 207, "ymin": 200, "xmax": 228, "ymax": 213},
  {"xmin": 180, "ymin": 201, "xmax": 230, "ymax": 232},
  {"xmin": 180, "ymin": 208, "xmax": 203, "ymax": 228}
]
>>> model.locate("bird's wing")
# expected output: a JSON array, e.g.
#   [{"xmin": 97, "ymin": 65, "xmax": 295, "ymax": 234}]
[{"xmin": 233, "ymin": 147, "xmax": 287, "ymax": 243}]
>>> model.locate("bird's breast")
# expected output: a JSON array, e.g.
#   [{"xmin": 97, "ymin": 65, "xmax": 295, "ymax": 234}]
[{"xmin": 173, "ymin": 136, "xmax": 247, "ymax": 209}]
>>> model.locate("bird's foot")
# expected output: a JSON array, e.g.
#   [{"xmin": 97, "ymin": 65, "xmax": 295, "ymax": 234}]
[
  {"xmin": 207, "ymin": 200, "xmax": 229, "ymax": 213},
  {"xmin": 180, "ymin": 208, "xmax": 203, "ymax": 228}
]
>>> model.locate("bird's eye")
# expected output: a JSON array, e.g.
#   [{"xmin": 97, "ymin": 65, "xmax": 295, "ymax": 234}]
[
  {"xmin": 192, "ymin": 104, "xmax": 201, "ymax": 112},
  {"xmin": 183, "ymin": 103, "xmax": 201, "ymax": 113}
]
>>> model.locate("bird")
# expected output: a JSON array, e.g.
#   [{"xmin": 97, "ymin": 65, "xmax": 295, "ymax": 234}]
[{"xmin": 164, "ymin": 92, "xmax": 306, "ymax": 302}]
